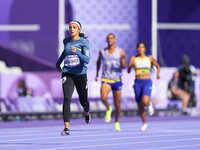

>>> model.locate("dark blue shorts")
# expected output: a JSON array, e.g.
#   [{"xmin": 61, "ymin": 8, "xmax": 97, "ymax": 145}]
[
  {"xmin": 133, "ymin": 79, "xmax": 152, "ymax": 102},
  {"xmin": 101, "ymin": 78, "xmax": 122, "ymax": 91}
]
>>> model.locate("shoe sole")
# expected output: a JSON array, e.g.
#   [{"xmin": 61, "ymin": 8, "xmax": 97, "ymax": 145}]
[
  {"xmin": 85, "ymin": 116, "xmax": 91, "ymax": 124},
  {"xmin": 105, "ymin": 120, "xmax": 111, "ymax": 123},
  {"xmin": 61, "ymin": 132, "xmax": 70, "ymax": 136},
  {"xmin": 86, "ymin": 121, "xmax": 91, "ymax": 124},
  {"xmin": 140, "ymin": 129, "xmax": 146, "ymax": 132},
  {"xmin": 105, "ymin": 117, "xmax": 111, "ymax": 123}
]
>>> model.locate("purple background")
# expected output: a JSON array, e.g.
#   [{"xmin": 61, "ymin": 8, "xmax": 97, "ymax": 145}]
[
  {"xmin": 0, "ymin": 0, "xmax": 138, "ymax": 71},
  {"xmin": 0, "ymin": 0, "xmax": 200, "ymax": 113},
  {"xmin": 1, "ymin": 0, "xmax": 200, "ymax": 69},
  {"xmin": 139, "ymin": 0, "xmax": 200, "ymax": 67}
]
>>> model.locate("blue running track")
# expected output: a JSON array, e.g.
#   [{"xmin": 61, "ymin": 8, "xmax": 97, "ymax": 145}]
[{"xmin": 0, "ymin": 116, "xmax": 200, "ymax": 150}]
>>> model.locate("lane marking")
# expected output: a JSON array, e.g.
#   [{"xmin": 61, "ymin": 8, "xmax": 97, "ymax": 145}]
[
  {"xmin": 0, "ymin": 121, "xmax": 200, "ymax": 132},
  {"xmin": 0, "ymin": 130, "xmax": 164, "ymax": 142},
  {"xmin": 37, "ymin": 137, "xmax": 200, "ymax": 150},
  {"xmin": 1, "ymin": 132, "xmax": 200, "ymax": 148},
  {"xmin": 137, "ymin": 144, "xmax": 200, "ymax": 150}
]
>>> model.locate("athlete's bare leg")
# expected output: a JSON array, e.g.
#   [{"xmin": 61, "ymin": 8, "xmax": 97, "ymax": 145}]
[
  {"xmin": 137, "ymin": 102, "xmax": 146, "ymax": 124},
  {"xmin": 101, "ymin": 83, "xmax": 112, "ymax": 110},
  {"xmin": 113, "ymin": 90, "xmax": 121, "ymax": 122}
]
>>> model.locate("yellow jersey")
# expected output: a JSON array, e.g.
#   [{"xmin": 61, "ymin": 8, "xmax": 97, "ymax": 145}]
[{"xmin": 134, "ymin": 54, "xmax": 151, "ymax": 75}]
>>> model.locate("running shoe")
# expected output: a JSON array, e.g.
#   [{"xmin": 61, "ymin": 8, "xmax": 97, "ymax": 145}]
[
  {"xmin": 148, "ymin": 101, "xmax": 154, "ymax": 116},
  {"xmin": 85, "ymin": 112, "xmax": 91, "ymax": 124},
  {"xmin": 115, "ymin": 122, "xmax": 121, "ymax": 131},
  {"xmin": 140, "ymin": 123, "xmax": 148, "ymax": 132},
  {"xmin": 61, "ymin": 128, "xmax": 70, "ymax": 136},
  {"xmin": 182, "ymin": 111, "xmax": 189, "ymax": 115},
  {"xmin": 105, "ymin": 106, "xmax": 112, "ymax": 123}
]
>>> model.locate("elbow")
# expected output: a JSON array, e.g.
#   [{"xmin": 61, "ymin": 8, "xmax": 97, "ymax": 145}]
[
  {"xmin": 120, "ymin": 62, "xmax": 126, "ymax": 69},
  {"xmin": 85, "ymin": 59, "xmax": 90, "ymax": 64}
]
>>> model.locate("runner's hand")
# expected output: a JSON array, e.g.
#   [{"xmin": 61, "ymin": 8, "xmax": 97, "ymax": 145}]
[{"xmin": 57, "ymin": 68, "xmax": 62, "ymax": 73}]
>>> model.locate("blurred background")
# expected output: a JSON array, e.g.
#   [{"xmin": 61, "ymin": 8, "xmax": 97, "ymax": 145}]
[{"xmin": 0, "ymin": 0, "xmax": 200, "ymax": 121}]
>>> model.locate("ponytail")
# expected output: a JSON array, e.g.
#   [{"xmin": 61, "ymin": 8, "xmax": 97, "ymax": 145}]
[{"xmin": 79, "ymin": 33, "xmax": 88, "ymax": 39}]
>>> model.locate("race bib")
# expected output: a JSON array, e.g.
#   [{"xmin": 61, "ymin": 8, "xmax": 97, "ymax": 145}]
[
  {"xmin": 64, "ymin": 55, "xmax": 80, "ymax": 68},
  {"xmin": 135, "ymin": 59, "xmax": 150, "ymax": 69}
]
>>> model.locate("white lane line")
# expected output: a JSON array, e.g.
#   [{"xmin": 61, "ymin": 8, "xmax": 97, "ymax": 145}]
[
  {"xmin": 0, "ymin": 124, "xmax": 200, "ymax": 138},
  {"xmin": 0, "ymin": 130, "xmax": 47, "ymax": 135},
  {"xmin": 0, "ymin": 130, "xmax": 162, "ymax": 142},
  {"xmin": 1, "ymin": 126, "xmax": 200, "ymax": 141},
  {"xmin": 0, "ymin": 125, "xmax": 109, "ymax": 133},
  {"xmin": 1, "ymin": 122, "xmax": 199, "ymax": 133},
  {"xmin": 0, "ymin": 144, "xmax": 28, "ymax": 148},
  {"xmin": 1, "ymin": 132, "xmax": 200, "ymax": 148},
  {"xmin": 0, "ymin": 132, "xmax": 58, "ymax": 138},
  {"xmin": 37, "ymin": 137, "xmax": 200, "ymax": 150},
  {"xmin": 0, "ymin": 129, "xmax": 114, "ymax": 138},
  {"xmin": 0, "ymin": 119, "xmax": 199, "ymax": 131},
  {"xmin": 0, "ymin": 123, "xmax": 117, "ymax": 131},
  {"xmin": 33, "ymin": 132, "xmax": 200, "ymax": 144},
  {"xmin": 137, "ymin": 144, "xmax": 200, "ymax": 150},
  {"xmin": 0, "ymin": 125, "xmax": 62, "ymax": 131},
  {"xmin": 0, "ymin": 129, "xmax": 188, "ymax": 143},
  {"xmin": 0, "ymin": 24, "xmax": 40, "ymax": 31},
  {"xmin": 163, "ymin": 129, "xmax": 200, "ymax": 133}
]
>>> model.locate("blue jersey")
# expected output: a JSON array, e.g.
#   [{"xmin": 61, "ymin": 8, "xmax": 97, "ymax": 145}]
[{"xmin": 56, "ymin": 37, "xmax": 90, "ymax": 74}]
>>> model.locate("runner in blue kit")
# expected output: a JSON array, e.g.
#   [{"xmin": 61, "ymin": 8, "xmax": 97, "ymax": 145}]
[
  {"xmin": 95, "ymin": 33, "xmax": 126, "ymax": 131},
  {"xmin": 56, "ymin": 21, "xmax": 91, "ymax": 136},
  {"xmin": 128, "ymin": 42, "xmax": 160, "ymax": 132}
]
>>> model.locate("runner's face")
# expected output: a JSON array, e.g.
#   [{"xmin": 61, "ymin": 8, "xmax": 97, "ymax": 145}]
[
  {"xmin": 106, "ymin": 34, "xmax": 116, "ymax": 46},
  {"xmin": 69, "ymin": 24, "xmax": 80, "ymax": 37},
  {"xmin": 137, "ymin": 43, "xmax": 146, "ymax": 55}
]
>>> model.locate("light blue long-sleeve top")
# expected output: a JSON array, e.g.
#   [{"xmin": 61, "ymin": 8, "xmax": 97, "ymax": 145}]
[{"xmin": 56, "ymin": 37, "xmax": 90, "ymax": 74}]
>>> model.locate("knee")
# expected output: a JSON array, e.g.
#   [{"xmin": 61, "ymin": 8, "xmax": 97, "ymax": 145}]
[
  {"xmin": 183, "ymin": 92, "xmax": 190, "ymax": 100},
  {"xmin": 142, "ymin": 99, "xmax": 150, "ymax": 106},
  {"xmin": 101, "ymin": 95, "xmax": 107, "ymax": 102},
  {"xmin": 114, "ymin": 101, "xmax": 121, "ymax": 108},
  {"xmin": 186, "ymin": 93, "xmax": 191, "ymax": 99},
  {"xmin": 64, "ymin": 96, "xmax": 71, "ymax": 103}
]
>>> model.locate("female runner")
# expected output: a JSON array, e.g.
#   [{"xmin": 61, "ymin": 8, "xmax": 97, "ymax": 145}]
[
  {"xmin": 56, "ymin": 21, "xmax": 91, "ymax": 135},
  {"xmin": 128, "ymin": 42, "xmax": 160, "ymax": 131}
]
